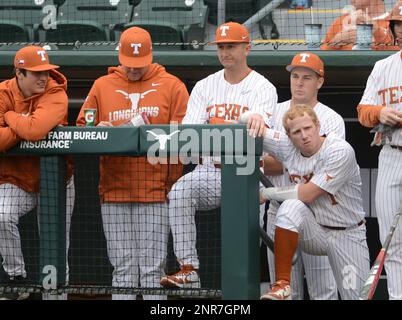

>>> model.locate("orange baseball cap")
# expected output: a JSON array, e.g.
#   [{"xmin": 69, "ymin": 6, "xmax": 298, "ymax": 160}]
[
  {"xmin": 286, "ymin": 52, "xmax": 324, "ymax": 77},
  {"xmin": 211, "ymin": 22, "xmax": 250, "ymax": 44},
  {"xmin": 119, "ymin": 27, "xmax": 153, "ymax": 68},
  {"xmin": 14, "ymin": 45, "xmax": 59, "ymax": 71}
]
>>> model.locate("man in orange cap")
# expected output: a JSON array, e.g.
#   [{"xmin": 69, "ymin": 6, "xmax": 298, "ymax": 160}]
[
  {"xmin": 263, "ymin": 52, "xmax": 344, "ymax": 300},
  {"xmin": 0, "ymin": 45, "xmax": 74, "ymax": 300},
  {"xmin": 76, "ymin": 26, "xmax": 189, "ymax": 300},
  {"xmin": 256, "ymin": 104, "xmax": 370, "ymax": 300},
  {"xmin": 160, "ymin": 21, "xmax": 277, "ymax": 289}
]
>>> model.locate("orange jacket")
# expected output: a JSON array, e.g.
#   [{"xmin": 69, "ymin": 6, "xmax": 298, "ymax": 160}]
[
  {"xmin": 321, "ymin": 14, "xmax": 398, "ymax": 51},
  {"xmin": 0, "ymin": 69, "xmax": 69, "ymax": 193},
  {"xmin": 76, "ymin": 64, "xmax": 189, "ymax": 203}
]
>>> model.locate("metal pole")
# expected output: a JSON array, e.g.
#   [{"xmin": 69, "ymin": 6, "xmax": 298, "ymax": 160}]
[
  {"xmin": 243, "ymin": 0, "xmax": 286, "ymax": 29},
  {"xmin": 217, "ymin": 0, "xmax": 226, "ymax": 25}
]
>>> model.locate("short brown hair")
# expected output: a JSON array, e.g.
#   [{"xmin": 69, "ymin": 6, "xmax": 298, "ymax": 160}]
[{"xmin": 283, "ymin": 104, "xmax": 319, "ymax": 133}]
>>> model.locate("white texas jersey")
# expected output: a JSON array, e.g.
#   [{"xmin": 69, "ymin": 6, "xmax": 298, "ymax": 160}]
[
  {"xmin": 359, "ymin": 50, "xmax": 402, "ymax": 146},
  {"xmin": 272, "ymin": 101, "xmax": 345, "ymax": 139},
  {"xmin": 183, "ymin": 69, "xmax": 277, "ymax": 124},
  {"xmin": 263, "ymin": 131, "xmax": 365, "ymax": 227},
  {"xmin": 269, "ymin": 100, "xmax": 346, "ymax": 189}
]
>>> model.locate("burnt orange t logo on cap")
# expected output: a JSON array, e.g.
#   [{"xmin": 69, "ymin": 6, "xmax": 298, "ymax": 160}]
[
  {"xmin": 118, "ymin": 27, "xmax": 153, "ymax": 68},
  {"xmin": 131, "ymin": 43, "xmax": 142, "ymax": 55},
  {"xmin": 37, "ymin": 50, "xmax": 47, "ymax": 61},
  {"xmin": 13, "ymin": 45, "xmax": 59, "ymax": 71},
  {"xmin": 286, "ymin": 52, "xmax": 324, "ymax": 77},
  {"xmin": 220, "ymin": 25, "xmax": 230, "ymax": 36},
  {"xmin": 212, "ymin": 21, "xmax": 250, "ymax": 43},
  {"xmin": 299, "ymin": 53, "xmax": 310, "ymax": 63}
]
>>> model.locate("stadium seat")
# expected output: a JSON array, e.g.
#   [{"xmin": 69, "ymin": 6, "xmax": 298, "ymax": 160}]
[
  {"xmin": 0, "ymin": 0, "xmax": 55, "ymax": 43},
  {"xmin": 127, "ymin": 0, "xmax": 208, "ymax": 50},
  {"xmin": 125, "ymin": 22, "xmax": 183, "ymax": 50},
  {"xmin": 205, "ymin": 0, "xmax": 261, "ymax": 25},
  {"xmin": 38, "ymin": 0, "xmax": 133, "ymax": 47},
  {"xmin": 0, "ymin": 22, "xmax": 27, "ymax": 43}
]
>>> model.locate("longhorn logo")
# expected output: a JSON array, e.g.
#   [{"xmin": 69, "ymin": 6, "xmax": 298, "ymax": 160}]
[
  {"xmin": 146, "ymin": 130, "xmax": 180, "ymax": 150},
  {"xmin": 115, "ymin": 89, "xmax": 156, "ymax": 111}
]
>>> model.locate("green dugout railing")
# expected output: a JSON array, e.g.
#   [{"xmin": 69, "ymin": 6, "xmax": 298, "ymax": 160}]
[{"xmin": 5, "ymin": 124, "xmax": 262, "ymax": 300}]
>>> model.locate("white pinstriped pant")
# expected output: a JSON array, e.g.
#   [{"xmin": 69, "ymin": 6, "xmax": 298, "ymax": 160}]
[
  {"xmin": 0, "ymin": 178, "xmax": 74, "ymax": 282},
  {"xmin": 101, "ymin": 202, "xmax": 169, "ymax": 300},
  {"xmin": 375, "ymin": 145, "xmax": 402, "ymax": 300},
  {"xmin": 274, "ymin": 199, "xmax": 370, "ymax": 300},
  {"xmin": 167, "ymin": 164, "xmax": 221, "ymax": 269},
  {"xmin": 266, "ymin": 207, "xmax": 338, "ymax": 300}
]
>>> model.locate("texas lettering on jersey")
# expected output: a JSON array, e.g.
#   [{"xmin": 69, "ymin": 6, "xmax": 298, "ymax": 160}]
[
  {"xmin": 288, "ymin": 171, "xmax": 338, "ymax": 205},
  {"xmin": 289, "ymin": 172, "xmax": 314, "ymax": 184},
  {"xmin": 206, "ymin": 103, "xmax": 249, "ymax": 121},
  {"xmin": 377, "ymin": 86, "xmax": 402, "ymax": 105}
]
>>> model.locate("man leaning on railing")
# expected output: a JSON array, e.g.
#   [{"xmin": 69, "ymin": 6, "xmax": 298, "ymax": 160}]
[{"xmin": 0, "ymin": 45, "xmax": 74, "ymax": 301}]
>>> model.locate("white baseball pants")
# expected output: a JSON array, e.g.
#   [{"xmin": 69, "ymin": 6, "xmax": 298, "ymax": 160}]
[
  {"xmin": 274, "ymin": 199, "xmax": 370, "ymax": 300},
  {"xmin": 0, "ymin": 178, "xmax": 74, "ymax": 282},
  {"xmin": 167, "ymin": 164, "xmax": 221, "ymax": 269},
  {"xmin": 101, "ymin": 202, "xmax": 169, "ymax": 300},
  {"xmin": 266, "ymin": 206, "xmax": 338, "ymax": 300},
  {"xmin": 375, "ymin": 145, "xmax": 402, "ymax": 300}
]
